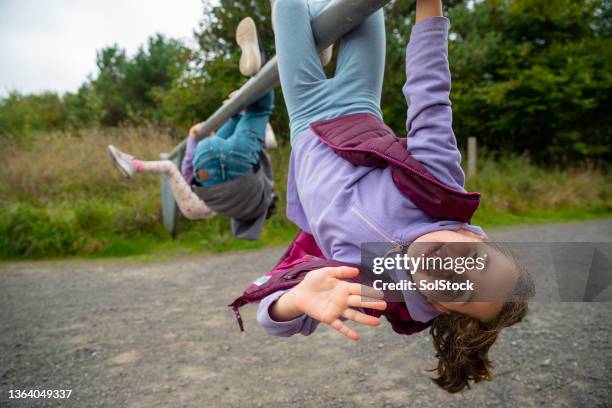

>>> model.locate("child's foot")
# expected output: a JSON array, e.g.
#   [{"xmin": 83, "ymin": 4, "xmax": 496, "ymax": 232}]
[
  {"xmin": 236, "ymin": 17, "xmax": 262, "ymax": 77},
  {"xmin": 264, "ymin": 123, "xmax": 278, "ymax": 149},
  {"xmin": 107, "ymin": 145, "xmax": 136, "ymax": 178}
]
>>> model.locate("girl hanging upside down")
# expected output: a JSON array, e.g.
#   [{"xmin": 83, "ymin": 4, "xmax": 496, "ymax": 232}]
[
  {"xmin": 231, "ymin": 0, "xmax": 535, "ymax": 393},
  {"xmin": 107, "ymin": 18, "xmax": 278, "ymax": 240}
]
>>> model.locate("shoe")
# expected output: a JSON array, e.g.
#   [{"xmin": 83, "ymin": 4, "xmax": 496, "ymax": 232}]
[
  {"xmin": 264, "ymin": 123, "xmax": 278, "ymax": 149},
  {"xmin": 107, "ymin": 145, "xmax": 136, "ymax": 178},
  {"xmin": 236, "ymin": 17, "xmax": 262, "ymax": 77}
]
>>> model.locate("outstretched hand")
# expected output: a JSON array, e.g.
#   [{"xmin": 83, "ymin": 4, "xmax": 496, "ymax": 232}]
[{"xmin": 293, "ymin": 267, "xmax": 387, "ymax": 341}]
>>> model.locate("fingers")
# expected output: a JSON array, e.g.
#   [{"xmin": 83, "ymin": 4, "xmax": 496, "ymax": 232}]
[
  {"xmin": 328, "ymin": 266, "xmax": 359, "ymax": 280},
  {"xmin": 342, "ymin": 308, "xmax": 381, "ymax": 327},
  {"xmin": 348, "ymin": 282, "xmax": 385, "ymax": 300},
  {"xmin": 330, "ymin": 319, "xmax": 360, "ymax": 341},
  {"xmin": 347, "ymin": 295, "xmax": 387, "ymax": 311}
]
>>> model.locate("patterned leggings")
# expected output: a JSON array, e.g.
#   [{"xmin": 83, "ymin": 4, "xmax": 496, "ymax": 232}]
[{"xmin": 134, "ymin": 160, "xmax": 215, "ymax": 220}]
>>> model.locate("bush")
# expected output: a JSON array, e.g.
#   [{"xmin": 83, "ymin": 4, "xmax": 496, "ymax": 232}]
[{"xmin": 0, "ymin": 204, "xmax": 83, "ymax": 257}]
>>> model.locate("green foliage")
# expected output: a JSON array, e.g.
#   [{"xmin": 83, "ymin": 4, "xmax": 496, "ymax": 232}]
[
  {"xmin": 91, "ymin": 35, "xmax": 190, "ymax": 126},
  {"xmin": 0, "ymin": 204, "xmax": 83, "ymax": 257},
  {"xmin": 0, "ymin": 91, "xmax": 65, "ymax": 140},
  {"xmin": 448, "ymin": 0, "xmax": 612, "ymax": 162}
]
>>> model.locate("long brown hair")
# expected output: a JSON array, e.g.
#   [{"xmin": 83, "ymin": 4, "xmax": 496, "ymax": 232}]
[{"xmin": 429, "ymin": 247, "xmax": 535, "ymax": 393}]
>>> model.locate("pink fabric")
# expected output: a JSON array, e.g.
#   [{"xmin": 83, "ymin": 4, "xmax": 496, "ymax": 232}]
[{"xmin": 133, "ymin": 160, "xmax": 144, "ymax": 172}]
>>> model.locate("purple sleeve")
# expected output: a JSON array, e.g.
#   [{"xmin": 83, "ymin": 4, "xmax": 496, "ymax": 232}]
[
  {"xmin": 180, "ymin": 137, "xmax": 197, "ymax": 182},
  {"xmin": 403, "ymin": 16, "xmax": 466, "ymax": 190},
  {"xmin": 256, "ymin": 290, "xmax": 320, "ymax": 337}
]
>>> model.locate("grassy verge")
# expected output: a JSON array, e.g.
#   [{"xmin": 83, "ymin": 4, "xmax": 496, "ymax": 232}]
[{"xmin": 1, "ymin": 128, "xmax": 610, "ymax": 260}]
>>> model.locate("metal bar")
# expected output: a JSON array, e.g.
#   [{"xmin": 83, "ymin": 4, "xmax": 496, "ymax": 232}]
[{"xmin": 162, "ymin": 0, "xmax": 391, "ymax": 235}]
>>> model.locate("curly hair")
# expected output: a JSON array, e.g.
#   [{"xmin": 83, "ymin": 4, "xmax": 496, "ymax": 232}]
[{"xmin": 429, "ymin": 247, "xmax": 535, "ymax": 393}]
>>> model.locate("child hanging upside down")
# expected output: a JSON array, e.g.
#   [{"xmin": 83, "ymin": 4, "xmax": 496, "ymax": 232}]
[
  {"xmin": 231, "ymin": 0, "xmax": 535, "ymax": 393},
  {"xmin": 108, "ymin": 17, "xmax": 278, "ymax": 240}
]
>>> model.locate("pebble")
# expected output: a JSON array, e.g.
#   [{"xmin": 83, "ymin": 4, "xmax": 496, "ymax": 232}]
[{"xmin": 541, "ymin": 358, "xmax": 551, "ymax": 366}]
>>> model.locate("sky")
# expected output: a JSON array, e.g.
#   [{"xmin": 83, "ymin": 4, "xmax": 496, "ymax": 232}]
[{"xmin": 0, "ymin": 0, "xmax": 204, "ymax": 97}]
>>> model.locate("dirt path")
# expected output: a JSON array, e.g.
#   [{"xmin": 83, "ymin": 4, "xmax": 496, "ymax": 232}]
[{"xmin": 1, "ymin": 221, "xmax": 611, "ymax": 407}]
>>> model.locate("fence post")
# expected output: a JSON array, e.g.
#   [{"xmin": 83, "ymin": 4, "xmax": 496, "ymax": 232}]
[
  {"xmin": 160, "ymin": 152, "xmax": 179, "ymax": 238},
  {"xmin": 467, "ymin": 137, "xmax": 477, "ymax": 179}
]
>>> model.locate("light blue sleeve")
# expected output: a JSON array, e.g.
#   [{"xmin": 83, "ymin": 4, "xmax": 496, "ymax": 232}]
[
  {"xmin": 403, "ymin": 16, "xmax": 466, "ymax": 191},
  {"xmin": 256, "ymin": 290, "xmax": 320, "ymax": 337}
]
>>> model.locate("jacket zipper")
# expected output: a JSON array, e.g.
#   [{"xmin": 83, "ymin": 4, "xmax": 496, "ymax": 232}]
[{"xmin": 350, "ymin": 206, "xmax": 401, "ymax": 248}]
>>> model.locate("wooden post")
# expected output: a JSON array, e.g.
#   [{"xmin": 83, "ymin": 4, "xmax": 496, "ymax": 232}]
[{"xmin": 467, "ymin": 137, "xmax": 477, "ymax": 179}]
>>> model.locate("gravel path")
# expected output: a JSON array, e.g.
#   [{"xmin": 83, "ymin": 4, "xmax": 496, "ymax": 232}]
[{"xmin": 1, "ymin": 220, "xmax": 611, "ymax": 407}]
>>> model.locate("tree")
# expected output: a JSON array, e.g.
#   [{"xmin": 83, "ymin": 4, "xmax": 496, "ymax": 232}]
[
  {"xmin": 91, "ymin": 45, "xmax": 128, "ymax": 126},
  {"xmin": 447, "ymin": 0, "xmax": 612, "ymax": 162}
]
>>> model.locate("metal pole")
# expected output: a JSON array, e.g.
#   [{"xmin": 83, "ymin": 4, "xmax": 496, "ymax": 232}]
[
  {"xmin": 162, "ymin": 0, "xmax": 391, "ymax": 235},
  {"xmin": 467, "ymin": 137, "xmax": 477, "ymax": 179}
]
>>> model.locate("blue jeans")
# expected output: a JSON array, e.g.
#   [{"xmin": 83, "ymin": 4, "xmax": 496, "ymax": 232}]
[
  {"xmin": 192, "ymin": 90, "xmax": 274, "ymax": 187},
  {"xmin": 274, "ymin": 0, "xmax": 386, "ymax": 140}
]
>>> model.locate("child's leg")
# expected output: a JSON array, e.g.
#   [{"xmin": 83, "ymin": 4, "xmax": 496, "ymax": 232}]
[
  {"xmin": 274, "ymin": 0, "xmax": 385, "ymax": 138},
  {"xmin": 191, "ymin": 91, "xmax": 274, "ymax": 185},
  {"xmin": 225, "ymin": 90, "xmax": 275, "ymax": 158},
  {"xmin": 329, "ymin": 8, "xmax": 386, "ymax": 119},
  {"xmin": 273, "ymin": 0, "xmax": 330, "ymax": 138},
  {"xmin": 215, "ymin": 114, "xmax": 241, "ymax": 140},
  {"xmin": 134, "ymin": 160, "xmax": 215, "ymax": 220}
]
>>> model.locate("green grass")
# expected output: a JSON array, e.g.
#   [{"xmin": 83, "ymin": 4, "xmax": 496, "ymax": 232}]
[{"xmin": 1, "ymin": 129, "xmax": 610, "ymax": 260}]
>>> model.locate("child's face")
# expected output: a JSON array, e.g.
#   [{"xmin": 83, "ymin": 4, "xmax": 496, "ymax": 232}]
[{"xmin": 408, "ymin": 230, "xmax": 519, "ymax": 322}]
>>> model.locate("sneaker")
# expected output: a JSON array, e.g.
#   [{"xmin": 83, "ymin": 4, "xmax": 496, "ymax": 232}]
[
  {"xmin": 264, "ymin": 123, "xmax": 278, "ymax": 149},
  {"xmin": 236, "ymin": 17, "xmax": 262, "ymax": 77},
  {"xmin": 107, "ymin": 145, "xmax": 136, "ymax": 179}
]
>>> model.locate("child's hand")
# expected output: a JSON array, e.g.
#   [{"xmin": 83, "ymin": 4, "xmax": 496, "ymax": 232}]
[
  {"xmin": 293, "ymin": 266, "xmax": 387, "ymax": 341},
  {"xmin": 188, "ymin": 123, "xmax": 203, "ymax": 139}
]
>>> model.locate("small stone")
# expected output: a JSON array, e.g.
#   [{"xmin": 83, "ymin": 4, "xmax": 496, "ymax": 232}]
[
  {"xmin": 378, "ymin": 343, "xmax": 384, "ymax": 349},
  {"xmin": 541, "ymin": 358, "xmax": 551, "ymax": 366}
]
